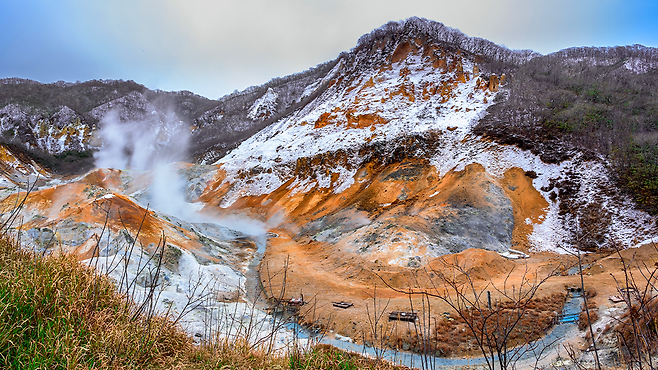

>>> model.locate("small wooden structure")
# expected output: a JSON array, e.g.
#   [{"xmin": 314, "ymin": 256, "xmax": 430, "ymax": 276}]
[
  {"xmin": 389, "ymin": 311, "xmax": 418, "ymax": 322},
  {"xmin": 559, "ymin": 313, "xmax": 580, "ymax": 324},
  {"xmin": 267, "ymin": 295, "xmax": 305, "ymax": 314},
  {"xmin": 609, "ymin": 295, "xmax": 625, "ymax": 303},
  {"xmin": 331, "ymin": 301, "xmax": 353, "ymax": 309},
  {"xmin": 288, "ymin": 297, "xmax": 305, "ymax": 306}
]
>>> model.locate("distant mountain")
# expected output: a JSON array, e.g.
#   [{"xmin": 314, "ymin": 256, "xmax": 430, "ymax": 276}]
[
  {"xmin": 0, "ymin": 59, "xmax": 340, "ymax": 173},
  {"xmin": 2, "ymin": 17, "xmax": 657, "ymax": 352}
]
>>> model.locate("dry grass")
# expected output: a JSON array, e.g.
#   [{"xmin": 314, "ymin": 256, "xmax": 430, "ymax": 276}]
[
  {"xmin": 289, "ymin": 344, "xmax": 407, "ymax": 370},
  {"xmin": 0, "ymin": 233, "xmax": 194, "ymax": 369},
  {"xmin": 0, "ymin": 233, "xmax": 406, "ymax": 370},
  {"xmin": 614, "ymin": 299, "xmax": 658, "ymax": 359},
  {"xmin": 578, "ymin": 295, "xmax": 599, "ymax": 331}
]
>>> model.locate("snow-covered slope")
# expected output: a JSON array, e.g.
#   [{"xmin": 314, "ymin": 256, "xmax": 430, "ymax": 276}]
[
  {"xmin": 205, "ymin": 22, "xmax": 656, "ymax": 260},
  {"xmin": 247, "ymin": 88, "xmax": 278, "ymax": 120},
  {"xmin": 217, "ymin": 37, "xmax": 499, "ymax": 203}
]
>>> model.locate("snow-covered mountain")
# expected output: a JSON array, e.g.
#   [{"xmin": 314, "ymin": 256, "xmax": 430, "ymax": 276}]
[
  {"xmin": 1, "ymin": 17, "xmax": 656, "ymax": 259},
  {"xmin": 200, "ymin": 18, "xmax": 656, "ymax": 260},
  {"xmin": 1, "ymin": 17, "xmax": 657, "ymax": 352}
]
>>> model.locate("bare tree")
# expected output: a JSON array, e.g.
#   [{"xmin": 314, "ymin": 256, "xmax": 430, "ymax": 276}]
[
  {"xmin": 379, "ymin": 260, "xmax": 560, "ymax": 370},
  {"xmin": 364, "ymin": 284, "xmax": 392, "ymax": 360},
  {"xmin": 609, "ymin": 241, "xmax": 658, "ymax": 370}
]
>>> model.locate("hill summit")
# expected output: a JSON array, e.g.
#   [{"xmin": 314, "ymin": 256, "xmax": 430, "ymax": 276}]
[{"xmin": 0, "ymin": 17, "xmax": 657, "ymax": 363}]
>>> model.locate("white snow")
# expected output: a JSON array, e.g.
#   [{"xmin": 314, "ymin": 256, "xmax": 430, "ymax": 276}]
[
  {"xmin": 211, "ymin": 40, "xmax": 657, "ymax": 254},
  {"xmin": 301, "ymin": 60, "xmax": 344, "ymax": 99},
  {"xmin": 217, "ymin": 48, "xmax": 494, "ymax": 207},
  {"xmin": 334, "ymin": 334, "xmax": 353, "ymax": 343},
  {"xmin": 247, "ymin": 88, "xmax": 278, "ymax": 120}
]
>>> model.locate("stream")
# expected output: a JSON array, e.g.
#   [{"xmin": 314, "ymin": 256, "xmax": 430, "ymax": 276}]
[
  {"xmin": 282, "ymin": 292, "xmax": 583, "ymax": 369},
  {"xmin": 239, "ymin": 234, "xmax": 584, "ymax": 369}
]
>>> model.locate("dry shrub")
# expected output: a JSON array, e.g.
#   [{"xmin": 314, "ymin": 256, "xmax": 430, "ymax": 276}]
[
  {"xmin": 578, "ymin": 309, "xmax": 600, "ymax": 331},
  {"xmin": 462, "ymin": 293, "xmax": 566, "ymax": 349},
  {"xmin": 382, "ymin": 293, "xmax": 568, "ymax": 358},
  {"xmin": 614, "ymin": 299, "xmax": 658, "ymax": 359},
  {"xmin": 578, "ymin": 298, "xmax": 599, "ymax": 331}
]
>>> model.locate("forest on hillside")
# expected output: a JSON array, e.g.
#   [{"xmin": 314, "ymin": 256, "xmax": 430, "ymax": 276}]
[{"xmin": 474, "ymin": 44, "xmax": 658, "ymax": 214}]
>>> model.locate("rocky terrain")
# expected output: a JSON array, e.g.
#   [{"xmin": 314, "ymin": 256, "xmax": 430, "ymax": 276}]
[{"xmin": 1, "ymin": 17, "xmax": 657, "ymax": 368}]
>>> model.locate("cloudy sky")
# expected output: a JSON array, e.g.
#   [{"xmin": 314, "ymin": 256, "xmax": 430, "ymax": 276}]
[{"xmin": 1, "ymin": 0, "xmax": 657, "ymax": 99}]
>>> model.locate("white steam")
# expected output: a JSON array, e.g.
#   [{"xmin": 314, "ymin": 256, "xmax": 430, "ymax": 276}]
[
  {"xmin": 94, "ymin": 110, "xmax": 269, "ymax": 239},
  {"xmin": 149, "ymin": 164, "xmax": 197, "ymax": 220},
  {"xmin": 90, "ymin": 110, "xmax": 277, "ymax": 343},
  {"xmin": 95, "ymin": 110, "xmax": 194, "ymax": 220},
  {"xmin": 94, "ymin": 110, "xmax": 188, "ymax": 170}
]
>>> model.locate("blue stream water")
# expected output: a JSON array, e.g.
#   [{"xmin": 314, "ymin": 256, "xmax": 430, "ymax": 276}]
[{"xmin": 289, "ymin": 294, "xmax": 583, "ymax": 369}]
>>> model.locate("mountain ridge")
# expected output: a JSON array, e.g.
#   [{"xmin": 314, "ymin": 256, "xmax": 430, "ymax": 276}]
[
  {"xmin": 2, "ymin": 18, "xmax": 657, "ymax": 177},
  {"xmin": 1, "ymin": 17, "xmax": 657, "ymax": 363}
]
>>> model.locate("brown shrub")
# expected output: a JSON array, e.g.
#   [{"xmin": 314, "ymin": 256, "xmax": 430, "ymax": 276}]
[
  {"xmin": 578, "ymin": 309, "xmax": 600, "ymax": 331},
  {"xmin": 615, "ymin": 300, "xmax": 658, "ymax": 358}
]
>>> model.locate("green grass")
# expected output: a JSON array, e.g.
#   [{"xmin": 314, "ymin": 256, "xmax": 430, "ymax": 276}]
[
  {"xmin": 289, "ymin": 345, "xmax": 400, "ymax": 370},
  {"xmin": 0, "ymin": 235, "xmax": 193, "ymax": 369}
]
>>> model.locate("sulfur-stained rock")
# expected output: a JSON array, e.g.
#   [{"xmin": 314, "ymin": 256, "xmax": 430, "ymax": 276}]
[
  {"xmin": 456, "ymin": 61, "xmax": 466, "ymax": 83},
  {"xmin": 489, "ymin": 74, "xmax": 500, "ymax": 92}
]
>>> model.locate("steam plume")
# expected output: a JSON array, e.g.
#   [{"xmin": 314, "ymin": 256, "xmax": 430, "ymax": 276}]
[{"xmin": 94, "ymin": 110, "xmax": 268, "ymax": 238}]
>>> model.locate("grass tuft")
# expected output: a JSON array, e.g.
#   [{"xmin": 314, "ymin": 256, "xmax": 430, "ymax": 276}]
[{"xmin": 0, "ymin": 234, "xmax": 192, "ymax": 369}]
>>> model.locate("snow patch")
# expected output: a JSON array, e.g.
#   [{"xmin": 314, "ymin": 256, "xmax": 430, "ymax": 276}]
[
  {"xmin": 247, "ymin": 88, "xmax": 278, "ymax": 120},
  {"xmin": 216, "ymin": 49, "xmax": 496, "ymax": 207}
]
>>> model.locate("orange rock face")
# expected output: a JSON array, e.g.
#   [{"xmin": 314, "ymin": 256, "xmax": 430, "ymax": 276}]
[{"xmin": 489, "ymin": 74, "xmax": 500, "ymax": 92}]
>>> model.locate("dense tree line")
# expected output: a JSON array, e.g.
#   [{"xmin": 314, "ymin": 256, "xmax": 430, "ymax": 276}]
[
  {"xmin": 0, "ymin": 78, "xmax": 220, "ymax": 125},
  {"xmin": 475, "ymin": 46, "xmax": 658, "ymax": 214}
]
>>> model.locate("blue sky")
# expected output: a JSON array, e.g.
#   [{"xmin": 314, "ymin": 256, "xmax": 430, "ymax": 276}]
[{"xmin": 1, "ymin": 0, "xmax": 657, "ymax": 99}]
